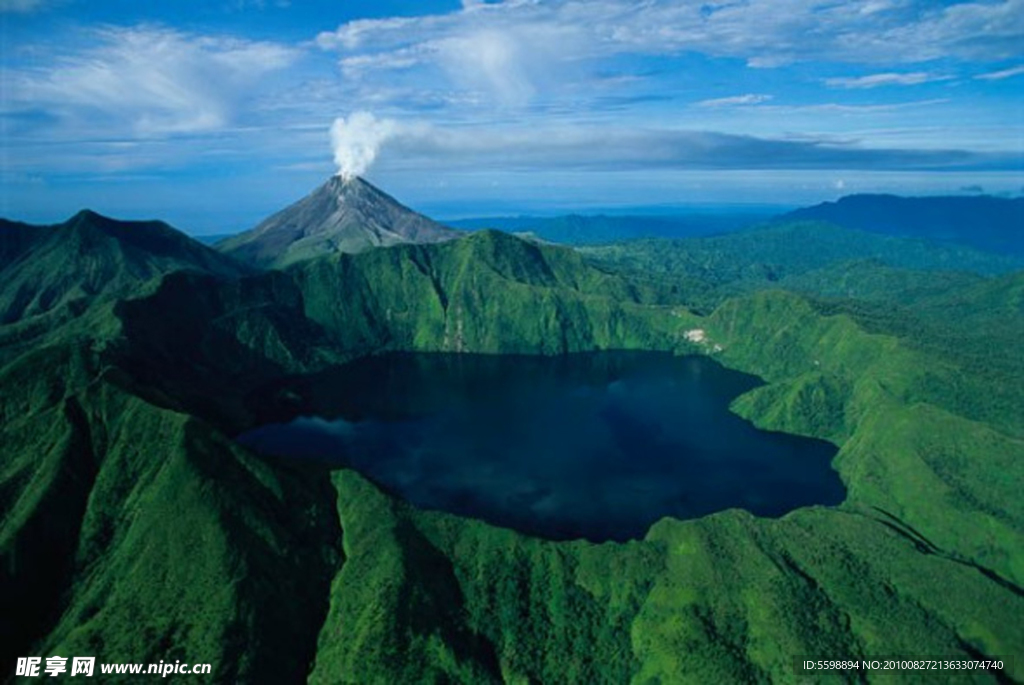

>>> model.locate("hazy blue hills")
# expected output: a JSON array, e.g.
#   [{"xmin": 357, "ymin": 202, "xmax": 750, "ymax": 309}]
[
  {"xmin": 785, "ymin": 193, "xmax": 1024, "ymax": 256},
  {"xmin": 447, "ymin": 194, "xmax": 1024, "ymax": 252},
  {"xmin": 580, "ymin": 221, "xmax": 1024, "ymax": 315},
  {"xmin": 205, "ymin": 192, "xmax": 1022, "ymax": 257},
  {"xmin": 448, "ymin": 211, "xmax": 774, "ymax": 245}
]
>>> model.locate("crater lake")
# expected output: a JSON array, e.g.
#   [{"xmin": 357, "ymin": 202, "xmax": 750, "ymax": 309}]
[{"xmin": 239, "ymin": 352, "xmax": 844, "ymax": 542}]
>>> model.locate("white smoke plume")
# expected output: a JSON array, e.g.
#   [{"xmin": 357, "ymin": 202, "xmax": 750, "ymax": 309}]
[{"xmin": 330, "ymin": 111, "xmax": 398, "ymax": 182}]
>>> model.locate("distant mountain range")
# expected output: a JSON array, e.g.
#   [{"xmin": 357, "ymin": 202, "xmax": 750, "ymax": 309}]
[
  {"xmin": 208, "ymin": 189, "xmax": 1023, "ymax": 259},
  {"xmin": 218, "ymin": 176, "xmax": 460, "ymax": 268},
  {"xmin": 447, "ymin": 212, "xmax": 774, "ymax": 245},
  {"xmin": 438, "ymin": 194, "xmax": 1024, "ymax": 252},
  {"xmin": 785, "ymin": 194, "xmax": 1024, "ymax": 256},
  {"xmin": 579, "ymin": 221, "xmax": 1024, "ymax": 319}
]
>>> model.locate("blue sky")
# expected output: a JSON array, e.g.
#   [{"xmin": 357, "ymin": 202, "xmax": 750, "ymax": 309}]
[{"xmin": 1, "ymin": 0, "xmax": 1022, "ymax": 233}]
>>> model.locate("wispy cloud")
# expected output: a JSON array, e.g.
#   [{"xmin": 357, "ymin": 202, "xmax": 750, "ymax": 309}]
[
  {"xmin": 318, "ymin": 0, "xmax": 1024, "ymax": 88},
  {"xmin": 974, "ymin": 64, "xmax": 1024, "ymax": 80},
  {"xmin": 348, "ymin": 121, "xmax": 1023, "ymax": 174},
  {"xmin": 824, "ymin": 72, "xmax": 953, "ymax": 89},
  {"xmin": 696, "ymin": 94, "xmax": 773, "ymax": 108},
  {"xmin": 307, "ymin": 0, "xmax": 1024, "ymax": 136},
  {"xmin": 765, "ymin": 99, "xmax": 951, "ymax": 114},
  {"xmin": 8, "ymin": 26, "xmax": 299, "ymax": 135},
  {"xmin": 320, "ymin": 4, "xmax": 591, "ymax": 109}
]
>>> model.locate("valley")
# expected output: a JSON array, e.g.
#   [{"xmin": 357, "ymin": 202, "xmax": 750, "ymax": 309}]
[{"xmin": 1, "ymin": 180, "xmax": 1022, "ymax": 683}]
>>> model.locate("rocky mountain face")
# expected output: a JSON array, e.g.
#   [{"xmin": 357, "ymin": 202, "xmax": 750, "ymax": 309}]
[{"xmin": 217, "ymin": 176, "xmax": 462, "ymax": 268}]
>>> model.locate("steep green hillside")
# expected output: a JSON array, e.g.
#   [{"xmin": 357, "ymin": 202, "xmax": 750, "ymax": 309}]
[
  {"xmin": 2, "ymin": 218, "xmax": 1022, "ymax": 683},
  {"xmin": 302, "ymin": 288, "xmax": 1024, "ymax": 683},
  {"xmin": 787, "ymin": 268, "xmax": 1024, "ymax": 438},
  {"xmin": 0, "ymin": 344, "xmax": 339, "ymax": 682},
  {"xmin": 110, "ymin": 269, "xmax": 346, "ymax": 431},
  {"xmin": 312, "ymin": 470, "xmax": 1023, "ymax": 684},
  {"xmin": 582, "ymin": 223, "xmax": 1024, "ymax": 434},
  {"xmin": 292, "ymin": 229, "xmax": 688, "ymax": 355},
  {"xmin": 0, "ymin": 211, "xmax": 245, "ymax": 324},
  {"xmin": 0, "ymin": 211, "xmax": 247, "ymax": 366}
]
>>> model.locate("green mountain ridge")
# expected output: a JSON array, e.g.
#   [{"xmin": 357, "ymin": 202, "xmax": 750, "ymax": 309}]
[
  {"xmin": 0, "ymin": 344, "xmax": 339, "ymax": 682},
  {"xmin": 292, "ymin": 229, "xmax": 684, "ymax": 356},
  {"xmin": 2, "ymin": 206, "xmax": 1023, "ymax": 682},
  {"xmin": 0, "ymin": 210, "xmax": 248, "ymax": 366},
  {"xmin": 0, "ymin": 210, "xmax": 246, "ymax": 320}
]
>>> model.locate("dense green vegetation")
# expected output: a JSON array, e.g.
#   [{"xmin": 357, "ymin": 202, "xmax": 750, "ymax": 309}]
[
  {"xmin": 582, "ymin": 221, "xmax": 1022, "ymax": 289},
  {"xmin": 581, "ymin": 223, "xmax": 1024, "ymax": 437},
  {"xmin": 292, "ymin": 229, "xmax": 688, "ymax": 355},
  {"xmin": 0, "ymin": 211, "xmax": 246, "ymax": 368},
  {"xmin": 2, "ymin": 207, "xmax": 1023, "ymax": 683},
  {"xmin": 0, "ymin": 346, "xmax": 341, "ymax": 682}
]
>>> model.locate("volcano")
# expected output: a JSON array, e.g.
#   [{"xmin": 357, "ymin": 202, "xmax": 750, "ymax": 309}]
[{"xmin": 217, "ymin": 176, "xmax": 461, "ymax": 269}]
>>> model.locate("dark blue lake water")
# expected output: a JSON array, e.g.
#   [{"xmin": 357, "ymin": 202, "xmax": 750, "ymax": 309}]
[{"xmin": 239, "ymin": 352, "xmax": 844, "ymax": 542}]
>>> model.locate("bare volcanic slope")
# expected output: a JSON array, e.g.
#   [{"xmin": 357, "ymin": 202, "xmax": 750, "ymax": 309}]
[{"xmin": 217, "ymin": 176, "xmax": 462, "ymax": 269}]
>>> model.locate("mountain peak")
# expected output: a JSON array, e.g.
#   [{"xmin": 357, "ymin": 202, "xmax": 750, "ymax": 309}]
[
  {"xmin": 329, "ymin": 173, "xmax": 367, "ymax": 189},
  {"xmin": 217, "ymin": 176, "xmax": 462, "ymax": 269},
  {"xmin": 0, "ymin": 211, "xmax": 245, "ymax": 325},
  {"xmin": 321, "ymin": 175, "xmax": 390, "ymax": 205},
  {"xmin": 70, "ymin": 208, "xmax": 103, "ymax": 222},
  {"xmin": 322, "ymin": 175, "xmax": 410, "ymax": 207}
]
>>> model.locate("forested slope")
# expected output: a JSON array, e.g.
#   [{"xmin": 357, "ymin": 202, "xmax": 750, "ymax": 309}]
[{"xmin": 2, "ymin": 214, "xmax": 1022, "ymax": 683}]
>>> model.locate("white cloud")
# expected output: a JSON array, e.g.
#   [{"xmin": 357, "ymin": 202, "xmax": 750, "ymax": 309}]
[
  {"xmin": 320, "ymin": 2, "xmax": 591, "ymax": 109},
  {"xmin": 340, "ymin": 50, "xmax": 421, "ymax": 77},
  {"xmin": 696, "ymin": 94, "xmax": 773, "ymax": 108},
  {"xmin": 316, "ymin": 0, "xmax": 1024, "ymax": 96},
  {"xmin": 895, "ymin": 0, "xmax": 1024, "ymax": 62},
  {"xmin": 10, "ymin": 26, "xmax": 298, "ymax": 135},
  {"xmin": 975, "ymin": 64, "xmax": 1024, "ymax": 80},
  {"xmin": 305, "ymin": 0, "xmax": 1024, "ymax": 133},
  {"xmin": 758, "ymin": 98, "xmax": 950, "ymax": 114},
  {"xmin": 330, "ymin": 111, "xmax": 400, "ymax": 180},
  {"xmin": 433, "ymin": 30, "xmax": 537, "ymax": 106},
  {"xmin": 315, "ymin": 118, "xmax": 1019, "ymax": 175},
  {"xmin": 825, "ymin": 72, "xmax": 952, "ymax": 88},
  {"xmin": 6, "ymin": 2, "xmax": 1020, "ymax": 190}
]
